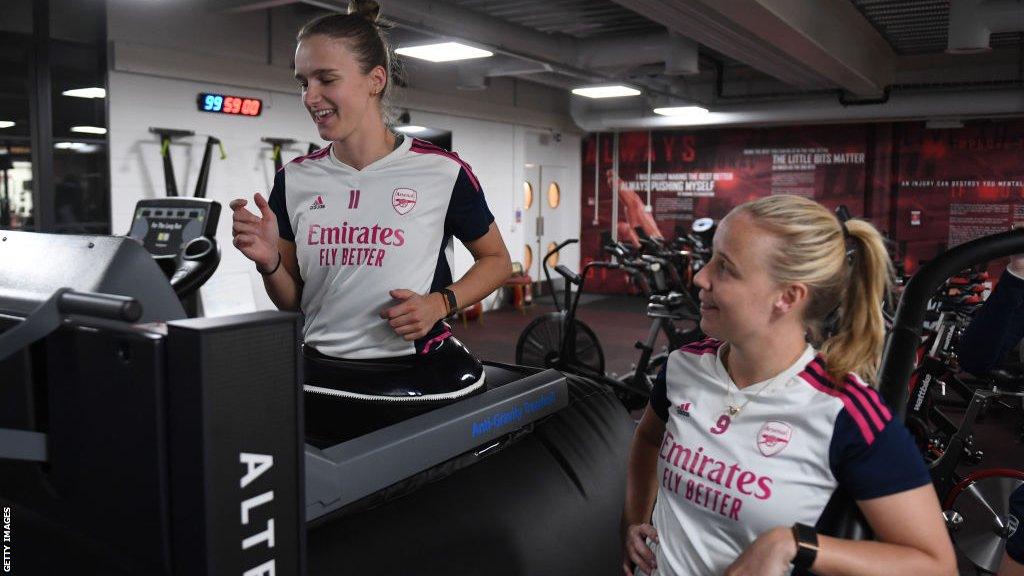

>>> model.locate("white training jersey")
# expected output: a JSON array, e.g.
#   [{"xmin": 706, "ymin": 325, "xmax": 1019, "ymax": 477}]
[
  {"xmin": 268, "ymin": 137, "xmax": 493, "ymax": 359},
  {"xmin": 646, "ymin": 338, "xmax": 929, "ymax": 576}
]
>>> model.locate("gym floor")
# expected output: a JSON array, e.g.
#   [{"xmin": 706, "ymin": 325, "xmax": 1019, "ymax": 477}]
[
  {"xmin": 457, "ymin": 293, "xmax": 1024, "ymax": 575},
  {"xmin": 456, "ymin": 292, "xmax": 674, "ymax": 377}
]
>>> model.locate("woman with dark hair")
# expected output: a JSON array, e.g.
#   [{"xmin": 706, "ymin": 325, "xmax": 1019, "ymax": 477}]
[{"xmin": 229, "ymin": 1, "xmax": 511, "ymax": 438}]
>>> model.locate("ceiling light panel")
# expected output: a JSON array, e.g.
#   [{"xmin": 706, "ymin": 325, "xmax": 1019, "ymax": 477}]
[
  {"xmin": 395, "ymin": 42, "xmax": 493, "ymax": 63},
  {"xmin": 571, "ymin": 85, "xmax": 641, "ymax": 99}
]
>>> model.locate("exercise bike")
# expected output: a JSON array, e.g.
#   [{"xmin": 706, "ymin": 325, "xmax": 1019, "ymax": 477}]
[
  {"xmin": 871, "ymin": 229, "xmax": 1024, "ymax": 575},
  {"xmin": 514, "ymin": 239, "xmax": 677, "ymax": 409}
]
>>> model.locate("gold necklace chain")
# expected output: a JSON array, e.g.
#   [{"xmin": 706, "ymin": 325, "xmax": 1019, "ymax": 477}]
[
  {"xmin": 723, "ymin": 375, "xmax": 784, "ymax": 417},
  {"xmin": 721, "ymin": 344, "xmax": 789, "ymax": 418}
]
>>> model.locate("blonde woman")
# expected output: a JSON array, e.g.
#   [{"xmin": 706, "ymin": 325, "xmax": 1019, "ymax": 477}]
[{"xmin": 622, "ymin": 195, "xmax": 955, "ymax": 576}]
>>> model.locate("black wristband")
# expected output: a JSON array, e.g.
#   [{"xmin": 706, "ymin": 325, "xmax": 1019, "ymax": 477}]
[
  {"xmin": 791, "ymin": 523, "xmax": 819, "ymax": 571},
  {"xmin": 258, "ymin": 252, "xmax": 282, "ymax": 276},
  {"xmin": 440, "ymin": 288, "xmax": 458, "ymax": 319}
]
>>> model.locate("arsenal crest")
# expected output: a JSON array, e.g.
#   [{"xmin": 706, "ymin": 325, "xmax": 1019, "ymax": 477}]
[
  {"xmin": 757, "ymin": 421, "xmax": 793, "ymax": 457},
  {"xmin": 392, "ymin": 188, "xmax": 417, "ymax": 215}
]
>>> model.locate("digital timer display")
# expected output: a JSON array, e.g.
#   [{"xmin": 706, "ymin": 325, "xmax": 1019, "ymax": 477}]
[{"xmin": 197, "ymin": 92, "xmax": 262, "ymax": 116}]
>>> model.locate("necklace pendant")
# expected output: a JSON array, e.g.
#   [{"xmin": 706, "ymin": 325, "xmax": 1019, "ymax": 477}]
[{"xmin": 727, "ymin": 405, "xmax": 740, "ymax": 416}]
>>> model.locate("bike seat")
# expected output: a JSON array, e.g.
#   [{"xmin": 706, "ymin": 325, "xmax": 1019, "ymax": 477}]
[{"xmin": 987, "ymin": 368, "xmax": 1024, "ymax": 392}]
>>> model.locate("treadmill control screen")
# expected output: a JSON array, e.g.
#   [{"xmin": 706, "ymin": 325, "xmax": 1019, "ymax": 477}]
[{"xmin": 129, "ymin": 206, "xmax": 208, "ymax": 257}]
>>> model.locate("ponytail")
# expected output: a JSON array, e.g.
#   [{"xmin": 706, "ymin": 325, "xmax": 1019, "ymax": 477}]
[{"xmin": 819, "ymin": 219, "xmax": 894, "ymax": 385}]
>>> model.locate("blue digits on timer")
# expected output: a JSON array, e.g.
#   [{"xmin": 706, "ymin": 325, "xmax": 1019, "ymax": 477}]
[{"xmin": 203, "ymin": 94, "xmax": 223, "ymax": 112}]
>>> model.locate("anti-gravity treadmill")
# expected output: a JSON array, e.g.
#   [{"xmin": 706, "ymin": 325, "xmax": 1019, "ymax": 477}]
[{"xmin": 0, "ymin": 228, "xmax": 634, "ymax": 575}]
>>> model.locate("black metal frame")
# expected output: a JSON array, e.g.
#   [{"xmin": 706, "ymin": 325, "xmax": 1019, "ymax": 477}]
[{"xmin": 14, "ymin": 0, "xmax": 110, "ymax": 233}]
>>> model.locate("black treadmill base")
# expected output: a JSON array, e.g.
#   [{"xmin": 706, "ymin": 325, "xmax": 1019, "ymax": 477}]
[{"xmin": 306, "ymin": 375, "xmax": 634, "ymax": 576}]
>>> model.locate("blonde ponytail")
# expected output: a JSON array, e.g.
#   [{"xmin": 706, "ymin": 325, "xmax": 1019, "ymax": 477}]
[
  {"xmin": 819, "ymin": 219, "xmax": 893, "ymax": 385},
  {"xmin": 736, "ymin": 195, "xmax": 893, "ymax": 386}
]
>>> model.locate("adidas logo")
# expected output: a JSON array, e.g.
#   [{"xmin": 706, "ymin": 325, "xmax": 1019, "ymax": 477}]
[{"xmin": 310, "ymin": 195, "xmax": 326, "ymax": 210}]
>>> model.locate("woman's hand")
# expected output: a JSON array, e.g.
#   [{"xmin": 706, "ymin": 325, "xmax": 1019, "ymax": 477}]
[
  {"xmin": 379, "ymin": 289, "xmax": 447, "ymax": 340},
  {"xmin": 724, "ymin": 526, "xmax": 796, "ymax": 576},
  {"xmin": 230, "ymin": 193, "xmax": 280, "ymax": 271},
  {"xmin": 622, "ymin": 523, "xmax": 659, "ymax": 576}
]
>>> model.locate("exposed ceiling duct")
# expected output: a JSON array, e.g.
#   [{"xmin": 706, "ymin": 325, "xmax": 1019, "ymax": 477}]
[
  {"xmin": 217, "ymin": 0, "xmax": 701, "ymax": 95},
  {"xmin": 947, "ymin": 0, "xmax": 1024, "ymax": 53},
  {"xmin": 569, "ymin": 86, "xmax": 1024, "ymax": 131},
  {"xmin": 210, "ymin": 0, "xmax": 1024, "ymax": 131},
  {"xmin": 574, "ymin": 31, "xmax": 699, "ymax": 76}
]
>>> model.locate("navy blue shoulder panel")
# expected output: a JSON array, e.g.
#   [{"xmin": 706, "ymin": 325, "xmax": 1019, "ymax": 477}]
[{"xmin": 267, "ymin": 169, "xmax": 294, "ymax": 242}]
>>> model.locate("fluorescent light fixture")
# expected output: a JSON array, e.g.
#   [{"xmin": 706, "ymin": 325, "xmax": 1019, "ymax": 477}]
[
  {"xmin": 71, "ymin": 125, "xmax": 107, "ymax": 135},
  {"xmin": 395, "ymin": 42, "xmax": 493, "ymax": 63},
  {"xmin": 55, "ymin": 142, "xmax": 78, "ymax": 149},
  {"xmin": 0, "ymin": 121, "xmax": 13, "ymax": 129},
  {"xmin": 653, "ymin": 105, "xmax": 709, "ymax": 117},
  {"xmin": 62, "ymin": 87, "xmax": 106, "ymax": 99},
  {"xmin": 571, "ymin": 85, "xmax": 641, "ymax": 99},
  {"xmin": 395, "ymin": 125, "xmax": 428, "ymax": 134}
]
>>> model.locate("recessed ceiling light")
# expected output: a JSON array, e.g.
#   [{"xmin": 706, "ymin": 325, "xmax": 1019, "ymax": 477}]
[
  {"xmin": 571, "ymin": 85, "xmax": 642, "ymax": 99},
  {"xmin": 653, "ymin": 106, "xmax": 709, "ymax": 119},
  {"xmin": 62, "ymin": 87, "xmax": 106, "ymax": 99},
  {"xmin": 395, "ymin": 125, "xmax": 428, "ymax": 134},
  {"xmin": 395, "ymin": 42, "xmax": 493, "ymax": 63},
  {"xmin": 71, "ymin": 125, "xmax": 107, "ymax": 135},
  {"xmin": 0, "ymin": 121, "xmax": 13, "ymax": 129}
]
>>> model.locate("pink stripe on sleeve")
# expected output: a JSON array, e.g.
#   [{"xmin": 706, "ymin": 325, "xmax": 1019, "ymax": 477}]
[
  {"xmin": 411, "ymin": 140, "xmax": 482, "ymax": 192},
  {"xmin": 799, "ymin": 372, "xmax": 876, "ymax": 444}
]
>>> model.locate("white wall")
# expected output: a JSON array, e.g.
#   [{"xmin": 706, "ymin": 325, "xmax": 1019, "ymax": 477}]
[
  {"xmin": 105, "ymin": 0, "xmax": 582, "ymax": 315},
  {"xmin": 107, "ymin": 70, "xmax": 320, "ymax": 313},
  {"xmin": 522, "ymin": 129, "xmax": 583, "ymax": 275}
]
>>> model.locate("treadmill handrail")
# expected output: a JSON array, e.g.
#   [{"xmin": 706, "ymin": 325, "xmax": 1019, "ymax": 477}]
[{"xmin": 0, "ymin": 288, "xmax": 142, "ymax": 364}]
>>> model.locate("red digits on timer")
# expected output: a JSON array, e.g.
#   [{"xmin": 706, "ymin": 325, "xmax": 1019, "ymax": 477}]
[
  {"xmin": 223, "ymin": 97, "xmax": 241, "ymax": 114},
  {"xmin": 241, "ymin": 99, "xmax": 260, "ymax": 116}
]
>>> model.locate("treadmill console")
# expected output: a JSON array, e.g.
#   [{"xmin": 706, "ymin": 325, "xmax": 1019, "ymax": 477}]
[{"xmin": 128, "ymin": 198, "xmax": 220, "ymax": 258}]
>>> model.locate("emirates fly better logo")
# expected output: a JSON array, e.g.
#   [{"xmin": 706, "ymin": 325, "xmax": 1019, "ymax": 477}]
[{"xmin": 392, "ymin": 188, "xmax": 417, "ymax": 215}]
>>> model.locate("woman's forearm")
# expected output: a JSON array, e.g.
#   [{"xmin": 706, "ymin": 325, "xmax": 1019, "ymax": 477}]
[
  {"xmin": 810, "ymin": 535, "xmax": 956, "ymax": 576},
  {"xmin": 262, "ymin": 268, "xmax": 301, "ymax": 311},
  {"xmin": 449, "ymin": 252, "xmax": 511, "ymax": 310},
  {"xmin": 262, "ymin": 241, "xmax": 302, "ymax": 312},
  {"xmin": 622, "ymin": 435, "xmax": 661, "ymax": 531}
]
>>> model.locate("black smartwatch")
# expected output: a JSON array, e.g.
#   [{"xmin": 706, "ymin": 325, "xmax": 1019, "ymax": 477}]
[
  {"xmin": 439, "ymin": 288, "xmax": 458, "ymax": 319},
  {"xmin": 791, "ymin": 522, "xmax": 819, "ymax": 571}
]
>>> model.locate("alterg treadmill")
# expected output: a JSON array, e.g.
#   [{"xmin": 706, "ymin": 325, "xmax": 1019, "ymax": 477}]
[{"xmin": 0, "ymin": 230, "xmax": 634, "ymax": 575}]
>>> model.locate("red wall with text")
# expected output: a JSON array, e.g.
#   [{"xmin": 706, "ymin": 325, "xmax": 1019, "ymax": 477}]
[{"xmin": 581, "ymin": 121, "xmax": 1024, "ymax": 292}]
